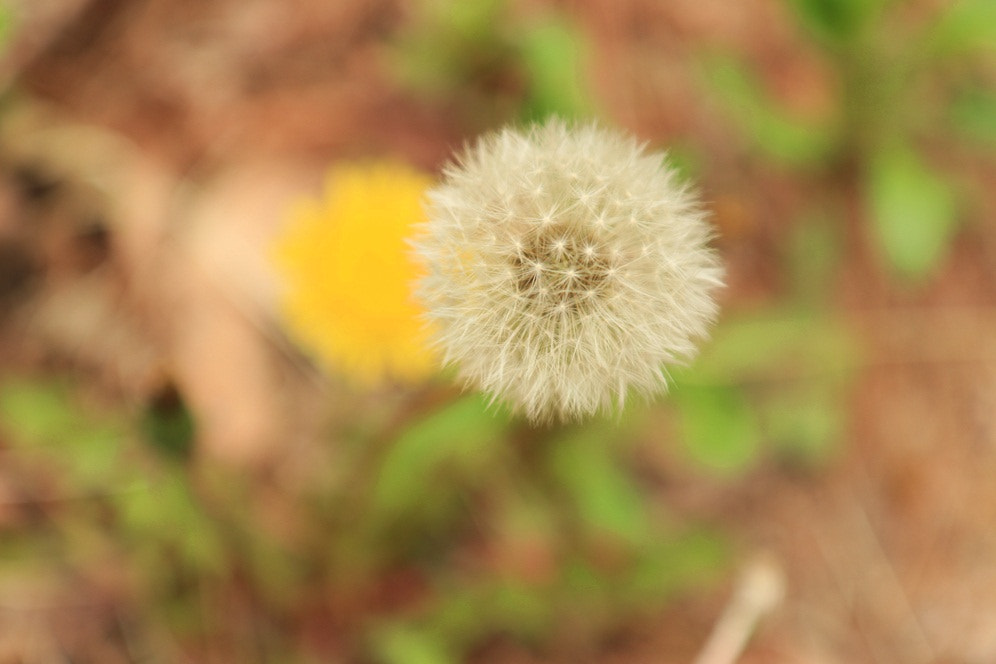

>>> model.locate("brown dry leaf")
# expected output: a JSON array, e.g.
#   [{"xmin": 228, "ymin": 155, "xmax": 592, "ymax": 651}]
[{"xmin": 162, "ymin": 161, "xmax": 321, "ymax": 467}]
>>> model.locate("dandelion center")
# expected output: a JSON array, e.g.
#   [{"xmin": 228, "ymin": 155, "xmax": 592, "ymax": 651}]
[{"xmin": 510, "ymin": 227, "xmax": 614, "ymax": 317}]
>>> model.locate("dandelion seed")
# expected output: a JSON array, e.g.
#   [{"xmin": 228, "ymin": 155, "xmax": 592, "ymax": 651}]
[{"xmin": 413, "ymin": 119, "xmax": 723, "ymax": 423}]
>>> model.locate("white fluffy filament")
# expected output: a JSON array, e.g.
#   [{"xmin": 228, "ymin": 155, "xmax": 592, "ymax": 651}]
[{"xmin": 413, "ymin": 119, "xmax": 724, "ymax": 424}]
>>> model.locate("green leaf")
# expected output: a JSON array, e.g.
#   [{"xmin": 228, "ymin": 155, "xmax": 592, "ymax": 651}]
[
  {"xmin": 547, "ymin": 428, "xmax": 651, "ymax": 545},
  {"xmin": 437, "ymin": 0, "xmax": 506, "ymax": 41},
  {"xmin": 689, "ymin": 312, "xmax": 858, "ymax": 385},
  {"xmin": 925, "ymin": 0, "xmax": 996, "ymax": 58},
  {"xmin": 868, "ymin": 146, "xmax": 959, "ymax": 281},
  {"xmin": 116, "ymin": 472, "xmax": 226, "ymax": 576},
  {"xmin": 624, "ymin": 529, "xmax": 728, "ymax": 602},
  {"xmin": 390, "ymin": 0, "xmax": 509, "ymax": 94},
  {"xmin": 703, "ymin": 56, "xmax": 833, "ymax": 166},
  {"xmin": 673, "ymin": 384, "xmax": 762, "ymax": 476},
  {"xmin": 140, "ymin": 386, "xmax": 196, "ymax": 461},
  {"xmin": 951, "ymin": 88, "xmax": 996, "ymax": 147},
  {"xmin": 65, "ymin": 425, "xmax": 122, "ymax": 484},
  {"xmin": 663, "ymin": 145, "xmax": 705, "ymax": 182},
  {"xmin": 0, "ymin": 379, "xmax": 77, "ymax": 443},
  {"xmin": 785, "ymin": 0, "xmax": 887, "ymax": 46},
  {"xmin": 677, "ymin": 312, "xmax": 857, "ymax": 471},
  {"xmin": 373, "ymin": 624, "xmax": 456, "ymax": 664},
  {"xmin": 561, "ymin": 557, "xmax": 608, "ymax": 598},
  {"xmin": 487, "ymin": 581, "xmax": 552, "ymax": 637},
  {"xmin": 761, "ymin": 386, "xmax": 844, "ymax": 467},
  {"xmin": 0, "ymin": 5, "xmax": 13, "ymax": 52},
  {"xmin": 429, "ymin": 579, "xmax": 551, "ymax": 644},
  {"xmin": 245, "ymin": 535, "xmax": 305, "ymax": 608},
  {"xmin": 373, "ymin": 394, "xmax": 505, "ymax": 517},
  {"xmin": 519, "ymin": 17, "xmax": 594, "ymax": 121},
  {"xmin": 0, "ymin": 378, "xmax": 126, "ymax": 485}
]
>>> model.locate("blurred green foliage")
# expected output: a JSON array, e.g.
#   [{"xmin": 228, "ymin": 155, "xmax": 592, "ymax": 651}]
[
  {"xmin": 0, "ymin": 379, "xmax": 227, "ymax": 623},
  {"xmin": 869, "ymin": 145, "xmax": 959, "ymax": 279},
  {"xmin": 139, "ymin": 384, "xmax": 197, "ymax": 461},
  {"xmin": 517, "ymin": 18, "xmax": 594, "ymax": 121},
  {"xmin": 391, "ymin": 0, "xmax": 510, "ymax": 96},
  {"xmin": 706, "ymin": 0, "xmax": 995, "ymax": 284},
  {"xmin": 786, "ymin": 0, "xmax": 887, "ymax": 48},
  {"xmin": 674, "ymin": 311, "xmax": 858, "ymax": 474},
  {"xmin": 391, "ymin": 0, "xmax": 595, "ymax": 123},
  {"xmin": 373, "ymin": 394, "xmax": 504, "ymax": 520},
  {"xmin": 0, "ymin": 378, "xmax": 129, "ymax": 489},
  {"xmin": 0, "ymin": 378, "xmax": 729, "ymax": 662},
  {"xmin": 0, "ymin": 4, "xmax": 12, "ymax": 51},
  {"xmin": 924, "ymin": 0, "xmax": 996, "ymax": 58},
  {"xmin": 950, "ymin": 88, "xmax": 996, "ymax": 146},
  {"xmin": 346, "ymin": 397, "xmax": 729, "ymax": 662},
  {"xmin": 704, "ymin": 56, "xmax": 834, "ymax": 167}
]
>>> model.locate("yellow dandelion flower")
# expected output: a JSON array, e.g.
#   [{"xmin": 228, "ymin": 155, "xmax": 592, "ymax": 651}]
[{"xmin": 272, "ymin": 162, "xmax": 436, "ymax": 386}]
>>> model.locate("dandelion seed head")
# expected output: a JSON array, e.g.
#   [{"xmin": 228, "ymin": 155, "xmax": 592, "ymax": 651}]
[{"xmin": 414, "ymin": 119, "xmax": 724, "ymax": 423}]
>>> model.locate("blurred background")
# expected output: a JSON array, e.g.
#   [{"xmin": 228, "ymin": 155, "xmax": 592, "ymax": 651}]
[{"xmin": 0, "ymin": 0, "xmax": 995, "ymax": 662}]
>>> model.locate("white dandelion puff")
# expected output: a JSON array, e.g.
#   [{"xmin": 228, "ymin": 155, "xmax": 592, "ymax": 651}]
[{"xmin": 413, "ymin": 119, "xmax": 724, "ymax": 424}]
